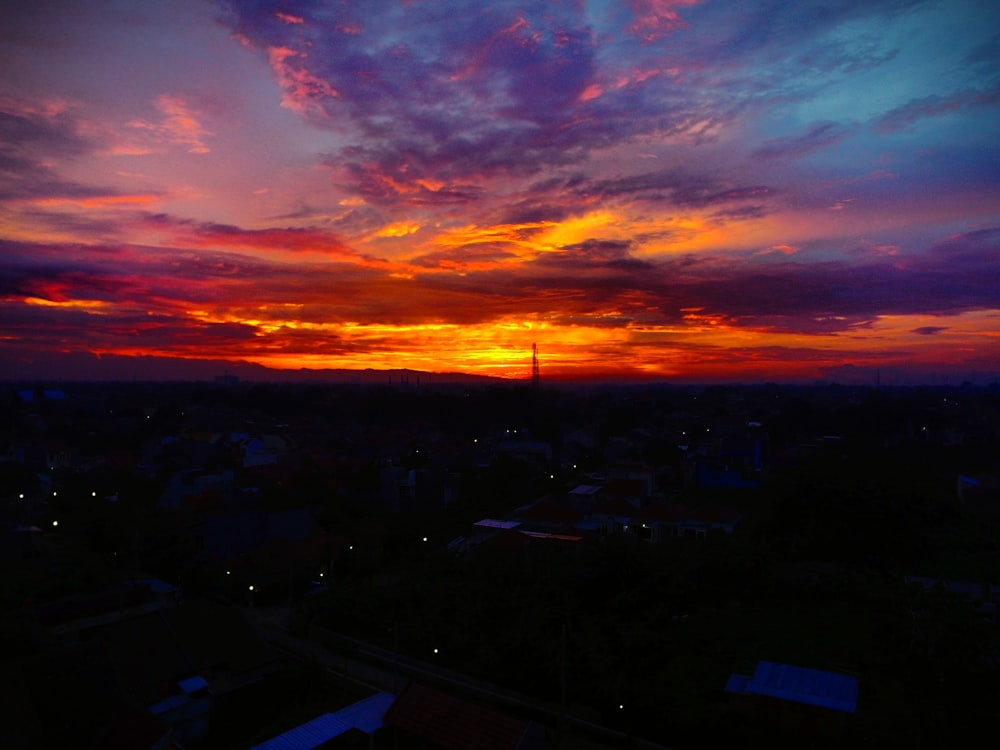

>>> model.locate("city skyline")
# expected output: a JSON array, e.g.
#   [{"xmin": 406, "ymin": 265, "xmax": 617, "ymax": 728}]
[{"xmin": 2, "ymin": 1, "xmax": 999, "ymax": 383}]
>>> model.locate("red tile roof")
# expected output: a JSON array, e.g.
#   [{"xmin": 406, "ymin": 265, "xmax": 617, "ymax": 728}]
[
  {"xmin": 606, "ymin": 477, "xmax": 648, "ymax": 498},
  {"xmin": 593, "ymin": 496, "xmax": 642, "ymax": 518},
  {"xmin": 384, "ymin": 682, "xmax": 530, "ymax": 750},
  {"xmin": 516, "ymin": 500, "xmax": 583, "ymax": 525}
]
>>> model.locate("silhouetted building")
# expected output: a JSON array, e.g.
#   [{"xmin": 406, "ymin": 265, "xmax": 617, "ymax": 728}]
[{"xmin": 726, "ymin": 661, "xmax": 858, "ymax": 737}]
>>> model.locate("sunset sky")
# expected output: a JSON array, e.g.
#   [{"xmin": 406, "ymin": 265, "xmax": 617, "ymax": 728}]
[{"xmin": 2, "ymin": 0, "xmax": 999, "ymax": 383}]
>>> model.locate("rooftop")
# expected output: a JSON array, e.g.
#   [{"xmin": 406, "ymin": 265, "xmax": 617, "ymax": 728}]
[
  {"xmin": 726, "ymin": 661, "xmax": 859, "ymax": 714},
  {"xmin": 384, "ymin": 682, "xmax": 533, "ymax": 750}
]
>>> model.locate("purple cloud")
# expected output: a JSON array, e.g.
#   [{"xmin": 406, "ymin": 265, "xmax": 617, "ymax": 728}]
[
  {"xmin": 874, "ymin": 83, "xmax": 1000, "ymax": 133},
  {"xmin": 753, "ymin": 122, "xmax": 854, "ymax": 161}
]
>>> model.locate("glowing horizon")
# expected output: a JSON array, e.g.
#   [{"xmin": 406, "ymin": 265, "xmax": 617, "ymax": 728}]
[{"xmin": 2, "ymin": 1, "xmax": 999, "ymax": 384}]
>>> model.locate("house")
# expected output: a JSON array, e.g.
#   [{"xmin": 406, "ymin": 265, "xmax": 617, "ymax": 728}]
[
  {"xmin": 496, "ymin": 439, "xmax": 553, "ymax": 467},
  {"xmin": 0, "ymin": 651, "xmax": 173, "ymax": 750},
  {"xmin": 566, "ymin": 483, "xmax": 603, "ymax": 511},
  {"xmin": 383, "ymin": 682, "xmax": 547, "ymax": 749},
  {"xmin": 592, "ymin": 499, "xmax": 741, "ymax": 542},
  {"xmin": 605, "ymin": 461, "xmax": 654, "ymax": 503},
  {"xmin": 957, "ymin": 474, "xmax": 1000, "ymax": 510},
  {"xmin": 158, "ymin": 468, "xmax": 234, "ymax": 510},
  {"xmin": 650, "ymin": 505, "xmax": 742, "ymax": 539},
  {"xmin": 514, "ymin": 498, "xmax": 585, "ymax": 528},
  {"xmin": 473, "ymin": 526, "xmax": 587, "ymax": 568},
  {"xmin": 725, "ymin": 661, "xmax": 858, "ymax": 737},
  {"xmin": 33, "ymin": 598, "xmax": 283, "ymax": 745},
  {"xmin": 195, "ymin": 506, "xmax": 318, "ymax": 563},
  {"xmin": 689, "ymin": 430, "xmax": 766, "ymax": 490},
  {"xmin": 251, "ymin": 691, "xmax": 395, "ymax": 749},
  {"xmin": 904, "ymin": 575, "xmax": 1000, "ymax": 618}
]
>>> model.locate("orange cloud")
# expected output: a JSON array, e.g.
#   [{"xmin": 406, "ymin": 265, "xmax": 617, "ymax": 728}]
[
  {"xmin": 125, "ymin": 94, "xmax": 213, "ymax": 154},
  {"xmin": 31, "ymin": 194, "xmax": 160, "ymax": 208},
  {"xmin": 267, "ymin": 46, "xmax": 340, "ymax": 113}
]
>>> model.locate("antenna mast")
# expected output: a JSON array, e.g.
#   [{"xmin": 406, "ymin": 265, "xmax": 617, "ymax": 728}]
[{"xmin": 531, "ymin": 343, "xmax": 540, "ymax": 389}]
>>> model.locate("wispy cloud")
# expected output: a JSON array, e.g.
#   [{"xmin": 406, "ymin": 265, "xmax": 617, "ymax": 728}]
[
  {"xmin": 125, "ymin": 94, "xmax": 213, "ymax": 153},
  {"xmin": 754, "ymin": 122, "xmax": 854, "ymax": 161},
  {"xmin": 873, "ymin": 83, "xmax": 1000, "ymax": 133}
]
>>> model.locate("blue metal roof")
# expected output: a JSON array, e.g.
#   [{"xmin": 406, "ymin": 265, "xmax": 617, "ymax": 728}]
[
  {"xmin": 330, "ymin": 691, "xmax": 396, "ymax": 733},
  {"xmin": 251, "ymin": 713, "xmax": 353, "ymax": 750},
  {"xmin": 148, "ymin": 694, "xmax": 191, "ymax": 716},
  {"xmin": 744, "ymin": 661, "xmax": 858, "ymax": 714},
  {"xmin": 251, "ymin": 692, "xmax": 395, "ymax": 750},
  {"xmin": 178, "ymin": 675, "xmax": 209, "ymax": 694},
  {"xmin": 475, "ymin": 518, "xmax": 521, "ymax": 529},
  {"xmin": 724, "ymin": 673, "xmax": 750, "ymax": 694}
]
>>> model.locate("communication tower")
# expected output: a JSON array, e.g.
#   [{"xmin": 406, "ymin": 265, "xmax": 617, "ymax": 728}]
[{"xmin": 531, "ymin": 343, "xmax": 540, "ymax": 389}]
